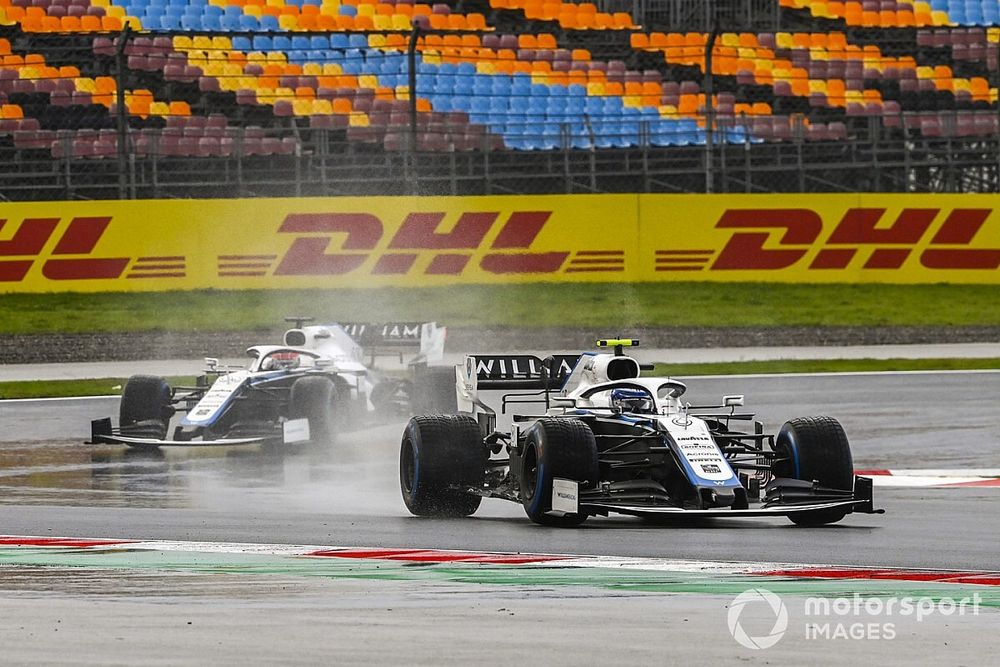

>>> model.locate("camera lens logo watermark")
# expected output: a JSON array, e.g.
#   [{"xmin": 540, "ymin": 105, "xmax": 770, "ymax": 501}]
[
  {"xmin": 727, "ymin": 589, "xmax": 982, "ymax": 648},
  {"xmin": 727, "ymin": 588, "xmax": 789, "ymax": 650}
]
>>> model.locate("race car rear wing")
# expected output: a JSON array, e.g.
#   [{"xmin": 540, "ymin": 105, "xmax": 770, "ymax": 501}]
[
  {"xmin": 466, "ymin": 354, "xmax": 582, "ymax": 391},
  {"xmin": 340, "ymin": 322, "xmax": 447, "ymax": 364}
]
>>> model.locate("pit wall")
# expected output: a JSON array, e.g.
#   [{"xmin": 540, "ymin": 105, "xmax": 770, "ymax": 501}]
[{"xmin": 2, "ymin": 194, "xmax": 1000, "ymax": 292}]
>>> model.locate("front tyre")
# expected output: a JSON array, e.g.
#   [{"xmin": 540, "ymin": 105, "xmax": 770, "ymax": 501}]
[
  {"xmin": 400, "ymin": 415, "xmax": 486, "ymax": 517},
  {"xmin": 774, "ymin": 416, "xmax": 854, "ymax": 526},
  {"xmin": 519, "ymin": 418, "xmax": 598, "ymax": 527},
  {"xmin": 290, "ymin": 376, "xmax": 338, "ymax": 445},
  {"xmin": 119, "ymin": 374, "xmax": 173, "ymax": 440}
]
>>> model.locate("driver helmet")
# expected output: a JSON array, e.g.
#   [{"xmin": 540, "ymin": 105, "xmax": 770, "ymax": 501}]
[
  {"xmin": 262, "ymin": 351, "xmax": 301, "ymax": 371},
  {"xmin": 610, "ymin": 388, "xmax": 654, "ymax": 414}
]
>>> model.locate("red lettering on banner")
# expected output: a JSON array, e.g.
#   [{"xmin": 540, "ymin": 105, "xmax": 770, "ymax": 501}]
[
  {"xmin": 42, "ymin": 216, "xmax": 130, "ymax": 279},
  {"xmin": 481, "ymin": 211, "xmax": 567, "ymax": 273},
  {"xmin": 0, "ymin": 260, "xmax": 33, "ymax": 281},
  {"xmin": 372, "ymin": 254, "xmax": 416, "ymax": 274},
  {"xmin": 921, "ymin": 209, "xmax": 1000, "ymax": 269},
  {"xmin": 827, "ymin": 209, "xmax": 937, "ymax": 244},
  {"xmin": 388, "ymin": 212, "xmax": 497, "ymax": 249},
  {"xmin": 427, "ymin": 255, "xmax": 471, "ymax": 274},
  {"xmin": 820, "ymin": 208, "xmax": 937, "ymax": 269},
  {"xmin": 930, "ymin": 209, "xmax": 990, "ymax": 244},
  {"xmin": 42, "ymin": 258, "xmax": 130, "ymax": 280},
  {"xmin": 271, "ymin": 210, "xmax": 567, "ymax": 276},
  {"xmin": 52, "ymin": 217, "xmax": 112, "ymax": 253},
  {"xmin": 0, "ymin": 217, "xmax": 60, "ymax": 281},
  {"xmin": 0, "ymin": 218, "xmax": 59, "ymax": 256},
  {"xmin": 711, "ymin": 209, "xmax": 822, "ymax": 270},
  {"xmin": 274, "ymin": 213, "xmax": 382, "ymax": 275}
]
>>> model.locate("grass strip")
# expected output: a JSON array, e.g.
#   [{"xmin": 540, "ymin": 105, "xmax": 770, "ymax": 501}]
[
  {"xmin": 2, "ymin": 283, "xmax": 1000, "ymax": 334},
  {"xmin": 0, "ymin": 377, "xmax": 196, "ymax": 400},
  {"xmin": 650, "ymin": 357, "xmax": 1000, "ymax": 377},
  {"xmin": 2, "ymin": 361, "xmax": 998, "ymax": 400}
]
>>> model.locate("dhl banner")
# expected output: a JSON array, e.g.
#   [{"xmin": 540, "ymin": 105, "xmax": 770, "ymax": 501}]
[{"xmin": 2, "ymin": 193, "xmax": 1000, "ymax": 292}]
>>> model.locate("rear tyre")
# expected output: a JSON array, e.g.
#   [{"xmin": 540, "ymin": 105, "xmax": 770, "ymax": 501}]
[
  {"xmin": 290, "ymin": 376, "xmax": 338, "ymax": 445},
  {"xmin": 400, "ymin": 414, "xmax": 485, "ymax": 517},
  {"xmin": 519, "ymin": 418, "xmax": 598, "ymax": 527},
  {"xmin": 773, "ymin": 416, "xmax": 854, "ymax": 526},
  {"xmin": 119, "ymin": 375, "xmax": 173, "ymax": 441}
]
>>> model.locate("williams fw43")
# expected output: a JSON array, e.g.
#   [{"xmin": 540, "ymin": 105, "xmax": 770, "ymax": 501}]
[
  {"xmin": 90, "ymin": 319, "xmax": 455, "ymax": 449},
  {"xmin": 399, "ymin": 339, "xmax": 883, "ymax": 527}
]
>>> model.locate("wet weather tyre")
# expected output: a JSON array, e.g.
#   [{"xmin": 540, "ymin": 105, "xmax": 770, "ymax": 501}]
[
  {"xmin": 400, "ymin": 415, "xmax": 485, "ymax": 517},
  {"xmin": 290, "ymin": 376, "xmax": 338, "ymax": 445},
  {"xmin": 119, "ymin": 375, "xmax": 173, "ymax": 440},
  {"xmin": 519, "ymin": 418, "xmax": 598, "ymax": 527},
  {"xmin": 774, "ymin": 416, "xmax": 854, "ymax": 526}
]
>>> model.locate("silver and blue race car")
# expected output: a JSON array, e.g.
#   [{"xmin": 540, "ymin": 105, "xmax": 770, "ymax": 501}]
[
  {"xmin": 399, "ymin": 339, "xmax": 882, "ymax": 526},
  {"xmin": 90, "ymin": 319, "xmax": 453, "ymax": 449}
]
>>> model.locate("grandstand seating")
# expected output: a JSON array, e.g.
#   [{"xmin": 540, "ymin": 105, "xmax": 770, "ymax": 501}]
[{"xmin": 0, "ymin": 0, "xmax": 996, "ymax": 162}]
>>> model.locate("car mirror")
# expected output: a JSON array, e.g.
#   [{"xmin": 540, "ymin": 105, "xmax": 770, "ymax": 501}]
[
  {"xmin": 550, "ymin": 397, "xmax": 577, "ymax": 408},
  {"xmin": 723, "ymin": 394, "xmax": 744, "ymax": 407}
]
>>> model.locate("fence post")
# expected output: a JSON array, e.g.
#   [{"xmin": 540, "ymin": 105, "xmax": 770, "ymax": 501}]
[
  {"xmin": 407, "ymin": 26, "xmax": 420, "ymax": 195},
  {"xmin": 703, "ymin": 25, "xmax": 718, "ymax": 193},
  {"xmin": 113, "ymin": 23, "xmax": 133, "ymax": 200}
]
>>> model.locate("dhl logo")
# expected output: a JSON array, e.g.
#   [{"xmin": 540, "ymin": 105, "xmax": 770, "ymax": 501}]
[
  {"xmin": 0, "ymin": 216, "xmax": 185, "ymax": 281},
  {"xmin": 659, "ymin": 208, "xmax": 1000, "ymax": 272},
  {"xmin": 218, "ymin": 211, "xmax": 624, "ymax": 277}
]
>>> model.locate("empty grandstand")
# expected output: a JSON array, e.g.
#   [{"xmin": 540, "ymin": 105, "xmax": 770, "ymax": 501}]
[{"xmin": 0, "ymin": 0, "xmax": 996, "ymax": 198}]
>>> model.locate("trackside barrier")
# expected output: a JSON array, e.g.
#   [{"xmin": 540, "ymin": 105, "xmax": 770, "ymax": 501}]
[{"xmin": 2, "ymin": 194, "xmax": 1000, "ymax": 292}]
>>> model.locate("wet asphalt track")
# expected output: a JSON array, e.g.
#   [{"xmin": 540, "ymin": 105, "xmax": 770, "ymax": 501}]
[{"xmin": 1, "ymin": 371, "xmax": 998, "ymax": 570}]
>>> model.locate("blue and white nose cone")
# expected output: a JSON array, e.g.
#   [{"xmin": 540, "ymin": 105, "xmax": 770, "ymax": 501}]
[{"xmin": 660, "ymin": 415, "xmax": 742, "ymax": 508}]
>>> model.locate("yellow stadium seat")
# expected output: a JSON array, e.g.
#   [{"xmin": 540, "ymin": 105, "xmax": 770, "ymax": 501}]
[{"xmin": 149, "ymin": 101, "xmax": 169, "ymax": 116}]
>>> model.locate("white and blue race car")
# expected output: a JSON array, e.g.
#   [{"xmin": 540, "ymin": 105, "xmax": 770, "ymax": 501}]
[
  {"xmin": 399, "ymin": 339, "xmax": 882, "ymax": 527},
  {"xmin": 91, "ymin": 319, "xmax": 452, "ymax": 449}
]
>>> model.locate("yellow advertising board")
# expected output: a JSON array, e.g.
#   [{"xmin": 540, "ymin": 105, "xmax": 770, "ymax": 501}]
[{"xmin": 1, "ymin": 194, "xmax": 999, "ymax": 292}]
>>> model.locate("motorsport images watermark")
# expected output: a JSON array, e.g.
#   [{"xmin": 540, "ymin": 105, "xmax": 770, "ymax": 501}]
[{"xmin": 727, "ymin": 588, "xmax": 983, "ymax": 649}]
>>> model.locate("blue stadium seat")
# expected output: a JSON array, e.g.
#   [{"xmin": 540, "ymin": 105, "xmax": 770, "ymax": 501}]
[
  {"xmin": 219, "ymin": 14, "xmax": 240, "ymax": 31},
  {"xmin": 272, "ymin": 35, "xmax": 291, "ymax": 51},
  {"xmin": 252, "ymin": 35, "xmax": 272, "ymax": 51},
  {"xmin": 339, "ymin": 4, "xmax": 357, "ymax": 16},
  {"xmin": 238, "ymin": 14, "xmax": 259, "ymax": 30},
  {"xmin": 433, "ymin": 80, "xmax": 455, "ymax": 95},
  {"xmin": 232, "ymin": 35, "xmax": 252, "ymax": 52},
  {"xmin": 490, "ymin": 77, "xmax": 512, "ymax": 94},
  {"xmin": 348, "ymin": 35, "xmax": 367, "ymax": 49},
  {"xmin": 310, "ymin": 36, "xmax": 329, "ymax": 51},
  {"xmin": 330, "ymin": 34, "xmax": 349, "ymax": 49},
  {"xmin": 199, "ymin": 13, "xmax": 221, "ymax": 30},
  {"xmin": 291, "ymin": 36, "xmax": 310, "ymax": 51}
]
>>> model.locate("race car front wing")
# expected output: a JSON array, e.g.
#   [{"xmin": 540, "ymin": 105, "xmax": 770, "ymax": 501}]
[{"xmin": 578, "ymin": 476, "xmax": 883, "ymax": 519}]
